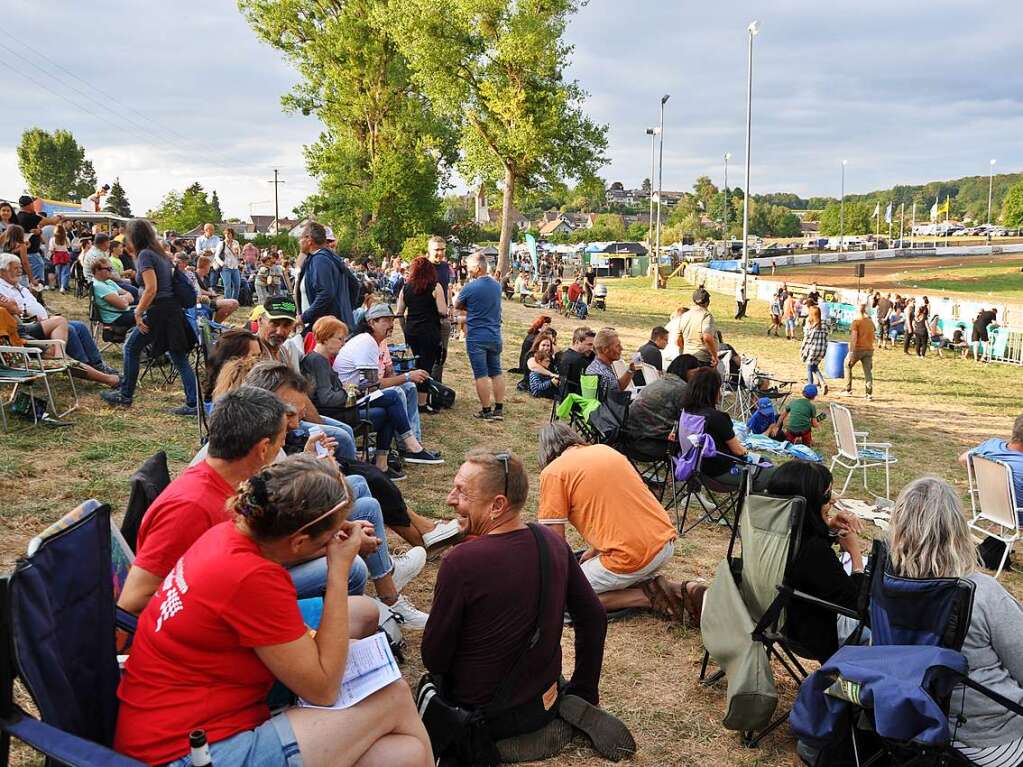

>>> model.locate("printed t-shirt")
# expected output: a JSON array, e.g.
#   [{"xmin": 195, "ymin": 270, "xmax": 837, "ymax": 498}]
[
  {"xmin": 538, "ymin": 444, "xmax": 675, "ymax": 574},
  {"xmin": 970, "ymin": 439, "xmax": 1023, "ymax": 511},
  {"xmin": 851, "ymin": 317, "xmax": 875, "ymax": 351},
  {"xmin": 133, "ymin": 461, "xmax": 235, "ymax": 579},
  {"xmin": 677, "ymin": 306, "xmax": 716, "ymax": 363},
  {"xmin": 93, "ymin": 279, "xmax": 129, "ymax": 324},
  {"xmin": 115, "ymin": 522, "xmax": 307, "ymax": 764},
  {"xmin": 332, "ymin": 331, "xmax": 386, "ymax": 384},
  {"xmin": 457, "ymin": 276, "xmax": 502, "ymax": 343},
  {"xmin": 785, "ymin": 398, "xmax": 817, "ymax": 434}
]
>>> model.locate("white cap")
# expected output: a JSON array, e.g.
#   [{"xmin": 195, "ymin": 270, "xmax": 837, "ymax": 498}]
[{"xmin": 324, "ymin": 226, "xmax": 336, "ymax": 241}]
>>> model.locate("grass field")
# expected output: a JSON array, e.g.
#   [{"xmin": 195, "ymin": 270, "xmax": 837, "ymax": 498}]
[
  {"xmin": 1, "ymin": 278, "xmax": 1021, "ymax": 766},
  {"xmin": 775, "ymin": 253, "xmax": 1023, "ymax": 300}
]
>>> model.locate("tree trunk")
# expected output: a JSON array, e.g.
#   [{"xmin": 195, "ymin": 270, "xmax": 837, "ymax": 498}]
[{"xmin": 497, "ymin": 165, "xmax": 515, "ymax": 277}]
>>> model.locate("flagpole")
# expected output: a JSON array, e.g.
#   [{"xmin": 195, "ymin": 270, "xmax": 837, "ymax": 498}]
[
  {"xmin": 888, "ymin": 205, "xmax": 892, "ymax": 244},
  {"xmin": 899, "ymin": 203, "xmax": 905, "ymax": 247},
  {"xmin": 911, "ymin": 201, "xmax": 916, "ymax": 249},
  {"xmin": 875, "ymin": 204, "xmax": 880, "ymax": 247}
]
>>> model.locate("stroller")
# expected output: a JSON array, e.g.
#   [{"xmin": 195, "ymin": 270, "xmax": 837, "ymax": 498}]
[{"xmin": 592, "ymin": 284, "xmax": 607, "ymax": 311}]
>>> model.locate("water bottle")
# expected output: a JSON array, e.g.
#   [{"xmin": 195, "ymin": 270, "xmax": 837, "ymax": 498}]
[
  {"xmin": 307, "ymin": 424, "xmax": 329, "ymax": 458},
  {"xmin": 189, "ymin": 730, "xmax": 213, "ymax": 767}
]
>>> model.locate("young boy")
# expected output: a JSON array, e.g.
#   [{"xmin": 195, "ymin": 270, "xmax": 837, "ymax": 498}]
[
  {"xmin": 746, "ymin": 396, "xmax": 777, "ymax": 436},
  {"xmin": 779, "ymin": 384, "xmax": 825, "ymax": 445}
]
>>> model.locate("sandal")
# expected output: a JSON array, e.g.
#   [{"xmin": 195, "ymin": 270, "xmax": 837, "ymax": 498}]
[
  {"xmin": 640, "ymin": 576, "xmax": 685, "ymax": 622},
  {"xmin": 682, "ymin": 580, "xmax": 709, "ymax": 628}
]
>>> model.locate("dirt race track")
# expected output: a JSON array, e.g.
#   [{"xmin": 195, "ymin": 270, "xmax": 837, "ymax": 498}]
[{"xmin": 772, "ymin": 251, "xmax": 1023, "ymax": 300}]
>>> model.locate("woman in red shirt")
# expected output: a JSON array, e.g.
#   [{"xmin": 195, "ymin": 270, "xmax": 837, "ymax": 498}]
[{"xmin": 115, "ymin": 454, "xmax": 432, "ymax": 767}]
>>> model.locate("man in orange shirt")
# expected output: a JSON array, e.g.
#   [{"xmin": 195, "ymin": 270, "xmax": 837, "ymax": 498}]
[
  {"xmin": 839, "ymin": 303, "xmax": 875, "ymax": 400},
  {"xmin": 537, "ymin": 423, "xmax": 706, "ymax": 626}
]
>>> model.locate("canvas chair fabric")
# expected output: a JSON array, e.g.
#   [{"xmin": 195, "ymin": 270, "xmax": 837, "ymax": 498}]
[
  {"xmin": 672, "ymin": 411, "xmax": 718, "ymax": 484},
  {"xmin": 701, "ymin": 558, "xmax": 778, "ymax": 732},
  {"xmin": 738, "ymin": 494, "xmax": 801, "ymax": 627},
  {"xmin": 1, "ymin": 500, "xmax": 144, "ymax": 766}
]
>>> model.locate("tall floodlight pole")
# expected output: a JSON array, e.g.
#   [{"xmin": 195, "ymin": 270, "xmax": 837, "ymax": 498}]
[
  {"xmin": 653, "ymin": 94, "xmax": 670, "ymax": 289},
  {"xmin": 987, "ymin": 158, "xmax": 997, "ymax": 225},
  {"xmin": 840, "ymin": 160, "xmax": 847, "ymax": 251},
  {"xmin": 722, "ymin": 152, "xmax": 731, "ymax": 256},
  {"xmin": 646, "ymin": 127, "xmax": 658, "ymax": 286},
  {"xmin": 740, "ymin": 21, "xmax": 759, "ymax": 302}
]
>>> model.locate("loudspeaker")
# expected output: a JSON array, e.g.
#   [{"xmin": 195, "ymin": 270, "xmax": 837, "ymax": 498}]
[{"xmin": 854, "ymin": 264, "xmax": 865, "ymax": 278}]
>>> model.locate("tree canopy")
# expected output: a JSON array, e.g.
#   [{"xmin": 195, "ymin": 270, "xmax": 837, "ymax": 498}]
[
  {"xmin": 1001, "ymin": 179, "xmax": 1023, "ymax": 228},
  {"xmin": 103, "ymin": 177, "xmax": 132, "ymax": 217},
  {"xmin": 16, "ymin": 128, "xmax": 97, "ymax": 201},
  {"xmin": 146, "ymin": 182, "xmax": 223, "ymax": 233}
]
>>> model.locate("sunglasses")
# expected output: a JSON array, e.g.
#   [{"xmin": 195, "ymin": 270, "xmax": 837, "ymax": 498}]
[{"xmin": 494, "ymin": 452, "xmax": 511, "ymax": 499}]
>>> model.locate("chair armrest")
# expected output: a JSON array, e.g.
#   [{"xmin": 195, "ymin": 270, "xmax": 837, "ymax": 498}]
[
  {"xmin": 115, "ymin": 606, "xmax": 138, "ymax": 634},
  {"xmin": 787, "ymin": 587, "xmax": 861, "ymax": 621},
  {"xmin": 862, "ymin": 442, "xmax": 892, "ymax": 449},
  {"xmin": 957, "ymin": 674, "xmax": 1023, "ymax": 719},
  {"xmin": 0, "ymin": 710, "xmax": 147, "ymax": 766},
  {"xmin": 24, "ymin": 339, "xmax": 69, "ymax": 359},
  {"xmin": 0, "ymin": 344, "xmax": 41, "ymax": 357},
  {"xmin": 854, "ymin": 431, "xmax": 869, "ymax": 438}
]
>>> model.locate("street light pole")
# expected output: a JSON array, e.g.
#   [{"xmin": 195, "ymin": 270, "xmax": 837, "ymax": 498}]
[
  {"xmin": 840, "ymin": 160, "xmax": 847, "ymax": 252},
  {"xmin": 646, "ymin": 127, "xmax": 657, "ymax": 287},
  {"xmin": 987, "ymin": 158, "xmax": 997, "ymax": 225},
  {"xmin": 654, "ymin": 94, "xmax": 670, "ymax": 289},
  {"xmin": 740, "ymin": 21, "xmax": 759, "ymax": 306},
  {"xmin": 723, "ymin": 152, "xmax": 731, "ymax": 256}
]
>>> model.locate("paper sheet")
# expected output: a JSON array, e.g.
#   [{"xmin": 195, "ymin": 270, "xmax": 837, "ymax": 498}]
[
  {"xmin": 355, "ymin": 389, "xmax": 386, "ymax": 407},
  {"xmin": 298, "ymin": 633, "xmax": 401, "ymax": 710}
]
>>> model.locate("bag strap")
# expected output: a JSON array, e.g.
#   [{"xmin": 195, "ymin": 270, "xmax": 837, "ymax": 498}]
[{"xmin": 484, "ymin": 522, "xmax": 550, "ymax": 715}]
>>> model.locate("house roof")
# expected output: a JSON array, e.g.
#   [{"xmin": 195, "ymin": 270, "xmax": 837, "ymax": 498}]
[{"xmin": 538, "ymin": 218, "xmax": 573, "ymax": 236}]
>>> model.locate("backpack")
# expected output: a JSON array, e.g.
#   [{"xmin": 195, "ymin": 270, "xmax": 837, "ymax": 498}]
[{"xmin": 427, "ymin": 379, "xmax": 456, "ymax": 410}]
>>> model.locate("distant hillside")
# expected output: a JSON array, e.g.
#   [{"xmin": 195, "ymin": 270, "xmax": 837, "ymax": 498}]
[{"xmin": 755, "ymin": 171, "xmax": 1023, "ymax": 222}]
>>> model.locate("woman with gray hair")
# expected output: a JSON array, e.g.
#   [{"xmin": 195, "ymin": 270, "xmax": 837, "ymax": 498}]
[{"xmin": 887, "ymin": 476, "xmax": 1023, "ymax": 765}]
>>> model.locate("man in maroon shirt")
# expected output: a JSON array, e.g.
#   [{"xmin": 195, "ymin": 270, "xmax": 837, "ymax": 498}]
[{"xmin": 423, "ymin": 449, "xmax": 634, "ymax": 763}]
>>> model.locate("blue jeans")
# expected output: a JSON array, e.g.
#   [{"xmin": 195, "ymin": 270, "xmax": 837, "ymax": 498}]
[
  {"xmin": 287, "ymin": 476, "xmax": 389, "ymax": 597},
  {"xmin": 221, "ymin": 267, "xmax": 241, "ymax": 300},
  {"xmin": 165, "ymin": 711, "xmax": 301, "ymax": 767},
  {"xmin": 27, "ymin": 253, "xmax": 45, "ymax": 283},
  {"xmin": 365, "ymin": 388, "xmax": 415, "ymax": 455},
  {"xmin": 466, "ymin": 339, "xmax": 503, "ymax": 379},
  {"xmin": 300, "ymin": 417, "xmax": 356, "ymax": 460},
  {"xmin": 807, "ymin": 362, "xmax": 825, "ymax": 387},
  {"xmin": 120, "ymin": 327, "xmax": 198, "ymax": 407},
  {"xmin": 395, "ymin": 380, "xmax": 421, "ymax": 441},
  {"xmin": 115, "ymin": 280, "xmax": 139, "ymax": 301},
  {"xmin": 64, "ymin": 321, "xmax": 103, "ymax": 367},
  {"xmin": 55, "ymin": 263, "xmax": 70, "ymax": 291}
]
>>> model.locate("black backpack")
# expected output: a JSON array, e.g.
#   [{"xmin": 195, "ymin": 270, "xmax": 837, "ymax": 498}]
[
  {"xmin": 427, "ymin": 379, "xmax": 456, "ymax": 410},
  {"xmin": 171, "ymin": 267, "xmax": 198, "ymax": 308}
]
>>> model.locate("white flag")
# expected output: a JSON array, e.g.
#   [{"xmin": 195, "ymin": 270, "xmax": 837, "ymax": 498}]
[{"xmin": 872, "ymin": 203, "xmax": 880, "ymax": 217}]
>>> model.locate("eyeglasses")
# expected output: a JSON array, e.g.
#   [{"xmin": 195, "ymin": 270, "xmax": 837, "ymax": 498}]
[{"xmin": 494, "ymin": 451, "xmax": 511, "ymax": 499}]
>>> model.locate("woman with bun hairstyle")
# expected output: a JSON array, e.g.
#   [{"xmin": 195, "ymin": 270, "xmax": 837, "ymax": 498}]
[{"xmin": 115, "ymin": 454, "xmax": 432, "ymax": 767}]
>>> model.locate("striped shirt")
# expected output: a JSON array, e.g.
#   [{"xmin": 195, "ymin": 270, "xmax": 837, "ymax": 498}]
[{"xmin": 954, "ymin": 737, "xmax": 1023, "ymax": 767}]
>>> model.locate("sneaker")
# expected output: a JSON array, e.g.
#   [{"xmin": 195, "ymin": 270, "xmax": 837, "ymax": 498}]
[
  {"xmin": 391, "ymin": 547, "xmax": 427, "ymax": 592},
  {"xmin": 491, "ymin": 407, "xmax": 504, "ymax": 421},
  {"xmin": 422, "ymin": 518, "xmax": 463, "ymax": 548},
  {"xmin": 170, "ymin": 404, "xmax": 198, "ymax": 417},
  {"xmin": 100, "ymin": 390, "xmax": 132, "ymax": 407},
  {"xmin": 385, "ymin": 465, "xmax": 407, "ymax": 481},
  {"xmin": 473, "ymin": 408, "xmax": 494, "ymax": 420},
  {"xmin": 835, "ymin": 389, "xmax": 852, "ymax": 397},
  {"xmin": 380, "ymin": 594, "xmax": 429, "ymax": 630},
  {"xmin": 387, "ymin": 449, "xmax": 404, "ymax": 474},
  {"xmin": 404, "ymin": 448, "xmax": 444, "ymax": 465},
  {"xmin": 96, "ymin": 362, "xmax": 119, "ymax": 376},
  {"xmin": 865, "ymin": 394, "xmax": 873, "ymax": 401},
  {"xmin": 558, "ymin": 694, "xmax": 636, "ymax": 762}
]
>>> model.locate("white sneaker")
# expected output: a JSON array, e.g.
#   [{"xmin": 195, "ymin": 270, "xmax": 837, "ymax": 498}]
[
  {"xmin": 380, "ymin": 594, "xmax": 429, "ymax": 630},
  {"xmin": 391, "ymin": 546, "xmax": 427, "ymax": 592},
  {"xmin": 422, "ymin": 518, "xmax": 462, "ymax": 549}
]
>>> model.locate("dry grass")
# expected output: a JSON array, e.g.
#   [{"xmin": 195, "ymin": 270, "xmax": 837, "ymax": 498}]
[{"xmin": 2, "ymin": 278, "xmax": 1021, "ymax": 767}]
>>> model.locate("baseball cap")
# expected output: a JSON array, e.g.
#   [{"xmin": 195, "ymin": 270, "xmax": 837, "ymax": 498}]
[
  {"xmin": 365, "ymin": 303, "xmax": 395, "ymax": 321},
  {"xmin": 263, "ymin": 296, "xmax": 298, "ymax": 321},
  {"xmin": 803, "ymin": 384, "xmax": 819, "ymax": 398},
  {"xmin": 18, "ymin": 195, "xmax": 35, "ymax": 207},
  {"xmin": 324, "ymin": 226, "xmax": 336, "ymax": 242},
  {"xmin": 756, "ymin": 397, "xmax": 775, "ymax": 414},
  {"xmin": 692, "ymin": 287, "xmax": 711, "ymax": 305}
]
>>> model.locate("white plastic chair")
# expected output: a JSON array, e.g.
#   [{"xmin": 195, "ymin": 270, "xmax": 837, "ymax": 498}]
[
  {"xmin": 829, "ymin": 403, "xmax": 896, "ymax": 501},
  {"xmin": 611, "ymin": 359, "xmax": 638, "ymax": 395},
  {"xmin": 639, "ymin": 362, "xmax": 661, "ymax": 384},
  {"xmin": 967, "ymin": 454, "xmax": 1022, "ymax": 578}
]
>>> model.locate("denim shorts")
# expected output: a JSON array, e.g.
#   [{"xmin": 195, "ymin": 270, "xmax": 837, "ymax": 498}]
[
  {"xmin": 164, "ymin": 712, "xmax": 302, "ymax": 767},
  {"xmin": 466, "ymin": 339, "xmax": 502, "ymax": 379}
]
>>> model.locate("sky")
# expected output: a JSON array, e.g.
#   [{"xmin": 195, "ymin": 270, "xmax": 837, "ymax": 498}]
[{"xmin": 3, "ymin": 0, "xmax": 1021, "ymax": 220}]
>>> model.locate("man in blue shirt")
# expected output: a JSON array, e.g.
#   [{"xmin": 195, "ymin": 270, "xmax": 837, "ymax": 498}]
[
  {"xmin": 455, "ymin": 251, "xmax": 504, "ymax": 421},
  {"xmin": 297, "ymin": 221, "xmax": 361, "ymax": 328},
  {"xmin": 959, "ymin": 414, "xmax": 1023, "ymax": 520}
]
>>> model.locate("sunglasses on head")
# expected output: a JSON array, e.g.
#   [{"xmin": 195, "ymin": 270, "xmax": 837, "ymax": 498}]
[{"xmin": 494, "ymin": 452, "xmax": 511, "ymax": 499}]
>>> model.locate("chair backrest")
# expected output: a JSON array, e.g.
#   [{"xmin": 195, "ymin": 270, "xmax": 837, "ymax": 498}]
[
  {"xmin": 579, "ymin": 374, "xmax": 599, "ymax": 401},
  {"xmin": 88, "ymin": 290, "xmax": 101, "ymax": 323},
  {"xmin": 639, "ymin": 362, "xmax": 661, "ymax": 383},
  {"xmin": 673, "ymin": 410, "xmax": 718, "ymax": 483},
  {"xmin": 120, "ymin": 451, "xmax": 171, "ymax": 553},
  {"xmin": 868, "ymin": 543, "xmax": 975, "ymax": 650},
  {"xmin": 739, "ymin": 356, "xmax": 759, "ymax": 389},
  {"xmin": 5, "ymin": 501, "xmax": 121, "ymax": 750},
  {"xmin": 970, "ymin": 454, "xmax": 1021, "ymax": 532},
  {"xmin": 829, "ymin": 402, "xmax": 860, "ymax": 460},
  {"xmin": 716, "ymin": 349, "xmax": 731, "ymax": 384},
  {"xmin": 738, "ymin": 494, "xmax": 805, "ymax": 623}
]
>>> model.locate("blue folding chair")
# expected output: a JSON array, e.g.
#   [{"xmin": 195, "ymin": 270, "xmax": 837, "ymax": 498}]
[{"xmin": 0, "ymin": 500, "xmax": 143, "ymax": 767}]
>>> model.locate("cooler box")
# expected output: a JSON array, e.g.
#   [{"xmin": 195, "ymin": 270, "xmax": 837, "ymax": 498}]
[{"xmin": 823, "ymin": 341, "xmax": 849, "ymax": 379}]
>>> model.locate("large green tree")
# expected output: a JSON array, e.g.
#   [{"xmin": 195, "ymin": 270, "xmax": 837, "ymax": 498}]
[
  {"xmin": 1002, "ymin": 179, "xmax": 1023, "ymax": 228},
  {"xmin": 146, "ymin": 182, "xmax": 222, "ymax": 233},
  {"xmin": 103, "ymin": 177, "xmax": 132, "ymax": 216},
  {"xmin": 818, "ymin": 201, "xmax": 873, "ymax": 236},
  {"xmin": 238, "ymin": 0, "xmax": 455, "ymax": 257},
  {"xmin": 16, "ymin": 128, "xmax": 97, "ymax": 201},
  {"xmin": 382, "ymin": 0, "xmax": 607, "ymax": 274}
]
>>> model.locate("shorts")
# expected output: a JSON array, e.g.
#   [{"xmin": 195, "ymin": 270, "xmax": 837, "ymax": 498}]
[
  {"xmin": 164, "ymin": 712, "xmax": 302, "ymax": 767},
  {"xmin": 17, "ymin": 322, "xmax": 46, "ymax": 340},
  {"xmin": 580, "ymin": 539, "xmax": 674, "ymax": 594},
  {"xmin": 785, "ymin": 318, "xmax": 797, "ymax": 331},
  {"xmin": 466, "ymin": 339, "xmax": 502, "ymax": 379}
]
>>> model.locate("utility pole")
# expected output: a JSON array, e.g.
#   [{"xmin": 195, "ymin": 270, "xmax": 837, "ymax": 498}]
[
  {"xmin": 654, "ymin": 94, "xmax": 670, "ymax": 289},
  {"xmin": 267, "ymin": 169, "xmax": 286, "ymax": 233},
  {"xmin": 740, "ymin": 20, "xmax": 759, "ymax": 305}
]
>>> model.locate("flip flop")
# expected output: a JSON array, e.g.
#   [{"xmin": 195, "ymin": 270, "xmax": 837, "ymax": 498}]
[{"xmin": 682, "ymin": 580, "xmax": 709, "ymax": 628}]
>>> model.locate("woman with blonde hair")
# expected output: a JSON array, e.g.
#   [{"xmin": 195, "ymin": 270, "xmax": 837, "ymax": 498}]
[
  {"xmin": 887, "ymin": 476, "xmax": 1023, "ymax": 765},
  {"xmin": 115, "ymin": 454, "xmax": 432, "ymax": 767}
]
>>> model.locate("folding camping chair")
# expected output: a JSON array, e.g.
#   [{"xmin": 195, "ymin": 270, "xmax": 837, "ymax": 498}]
[
  {"xmin": 21, "ymin": 338, "xmax": 79, "ymax": 418},
  {"xmin": 700, "ymin": 494, "xmax": 870, "ymax": 748},
  {"xmin": 674, "ymin": 410, "xmax": 751, "ymax": 535},
  {"xmin": 120, "ymin": 451, "xmax": 171, "ymax": 553},
  {"xmin": 0, "ymin": 344, "xmax": 57, "ymax": 431},
  {"xmin": 829, "ymin": 403, "xmax": 896, "ymax": 501},
  {"xmin": 790, "ymin": 541, "xmax": 1023, "ymax": 767},
  {"xmin": 87, "ymin": 292, "xmax": 127, "ymax": 355},
  {"xmin": 0, "ymin": 500, "xmax": 144, "ymax": 767},
  {"xmin": 731, "ymin": 355, "xmax": 795, "ymax": 423},
  {"xmin": 966, "ymin": 454, "xmax": 1022, "ymax": 578}
]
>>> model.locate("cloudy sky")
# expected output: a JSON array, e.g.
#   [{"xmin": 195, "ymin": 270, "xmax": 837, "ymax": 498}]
[{"xmin": 3, "ymin": 0, "xmax": 1021, "ymax": 219}]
